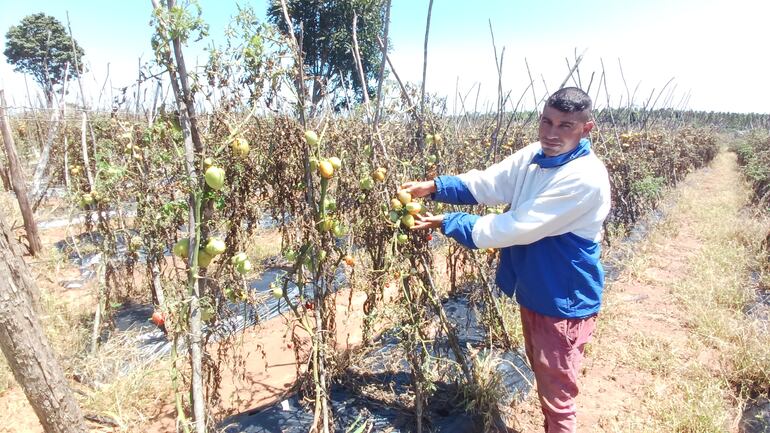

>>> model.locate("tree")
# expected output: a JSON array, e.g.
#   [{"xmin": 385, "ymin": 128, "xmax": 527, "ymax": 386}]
[
  {"xmin": 267, "ymin": 0, "xmax": 387, "ymax": 110},
  {"xmin": 0, "ymin": 212, "xmax": 87, "ymax": 433},
  {"xmin": 3, "ymin": 13, "xmax": 85, "ymax": 108}
]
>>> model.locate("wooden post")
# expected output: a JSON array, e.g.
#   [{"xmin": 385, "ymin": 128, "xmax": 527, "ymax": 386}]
[
  {"xmin": 0, "ymin": 89, "xmax": 43, "ymax": 255},
  {"xmin": 0, "ymin": 213, "xmax": 87, "ymax": 433}
]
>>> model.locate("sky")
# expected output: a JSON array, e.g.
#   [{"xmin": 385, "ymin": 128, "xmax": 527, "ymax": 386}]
[{"xmin": 0, "ymin": 0, "xmax": 768, "ymax": 114}]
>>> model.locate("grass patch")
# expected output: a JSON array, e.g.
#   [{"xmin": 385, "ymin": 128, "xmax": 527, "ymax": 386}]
[{"xmin": 649, "ymin": 152, "xmax": 770, "ymax": 428}]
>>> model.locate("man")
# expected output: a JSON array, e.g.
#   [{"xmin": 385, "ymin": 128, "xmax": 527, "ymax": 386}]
[{"xmin": 402, "ymin": 87, "xmax": 611, "ymax": 433}]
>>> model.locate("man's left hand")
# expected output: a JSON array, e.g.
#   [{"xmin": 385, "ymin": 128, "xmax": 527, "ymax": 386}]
[{"xmin": 412, "ymin": 212, "xmax": 444, "ymax": 231}]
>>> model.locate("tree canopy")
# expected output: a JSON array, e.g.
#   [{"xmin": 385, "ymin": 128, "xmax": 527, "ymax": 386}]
[
  {"xmin": 4, "ymin": 13, "xmax": 85, "ymax": 106},
  {"xmin": 267, "ymin": 0, "xmax": 388, "ymax": 108}
]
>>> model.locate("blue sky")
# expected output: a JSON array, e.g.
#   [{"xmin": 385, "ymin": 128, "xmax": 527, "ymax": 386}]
[{"xmin": 1, "ymin": 0, "xmax": 768, "ymax": 113}]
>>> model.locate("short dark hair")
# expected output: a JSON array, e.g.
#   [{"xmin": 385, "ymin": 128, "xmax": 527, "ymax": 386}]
[{"xmin": 546, "ymin": 87, "xmax": 592, "ymax": 114}]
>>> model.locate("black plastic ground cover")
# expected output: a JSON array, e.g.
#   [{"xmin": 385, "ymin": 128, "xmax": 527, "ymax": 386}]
[{"xmin": 219, "ymin": 295, "xmax": 533, "ymax": 433}]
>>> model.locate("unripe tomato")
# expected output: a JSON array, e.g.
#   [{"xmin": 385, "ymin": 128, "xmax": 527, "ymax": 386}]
[
  {"xmin": 231, "ymin": 137, "xmax": 250, "ymax": 159},
  {"xmin": 271, "ymin": 287, "xmax": 283, "ymax": 300},
  {"xmin": 372, "ymin": 167, "xmax": 387, "ymax": 182},
  {"xmin": 236, "ymin": 259, "xmax": 252, "ymax": 275},
  {"xmin": 305, "ymin": 130, "xmax": 319, "ymax": 145},
  {"xmin": 173, "ymin": 238, "xmax": 190, "ymax": 258},
  {"xmin": 397, "ymin": 190, "xmax": 412, "ymax": 205},
  {"xmin": 406, "ymin": 202, "xmax": 422, "ymax": 215},
  {"xmin": 397, "ymin": 233, "xmax": 408, "ymax": 244},
  {"xmin": 390, "ymin": 198, "xmax": 403, "ymax": 211},
  {"xmin": 328, "ymin": 156, "xmax": 342, "ymax": 170},
  {"xmin": 198, "ymin": 250, "xmax": 214, "ymax": 267},
  {"xmin": 388, "ymin": 211, "xmax": 400, "ymax": 223},
  {"xmin": 401, "ymin": 214, "xmax": 415, "ymax": 229},
  {"xmin": 231, "ymin": 252, "xmax": 248, "ymax": 265},
  {"xmin": 204, "ymin": 166, "xmax": 226, "ymax": 190},
  {"xmin": 318, "ymin": 218, "xmax": 333, "ymax": 233},
  {"xmin": 204, "ymin": 237, "xmax": 226, "ymax": 256}
]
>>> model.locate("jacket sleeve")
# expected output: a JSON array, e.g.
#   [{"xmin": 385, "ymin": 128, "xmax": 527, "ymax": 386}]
[
  {"xmin": 432, "ymin": 176, "xmax": 478, "ymax": 205},
  {"xmin": 441, "ymin": 212, "xmax": 480, "ymax": 249},
  {"xmin": 454, "ymin": 149, "xmax": 528, "ymax": 206},
  {"xmin": 470, "ymin": 178, "xmax": 602, "ymax": 248}
]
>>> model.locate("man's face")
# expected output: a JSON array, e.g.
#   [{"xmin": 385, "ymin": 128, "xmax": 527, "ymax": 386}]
[{"xmin": 538, "ymin": 105, "xmax": 594, "ymax": 157}]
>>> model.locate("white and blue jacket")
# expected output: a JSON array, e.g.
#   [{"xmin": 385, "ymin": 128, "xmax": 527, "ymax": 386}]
[{"xmin": 434, "ymin": 138, "xmax": 611, "ymax": 319}]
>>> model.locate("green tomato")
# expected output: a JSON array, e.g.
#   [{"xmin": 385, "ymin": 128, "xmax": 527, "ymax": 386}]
[
  {"xmin": 231, "ymin": 137, "xmax": 250, "ymax": 159},
  {"xmin": 328, "ymin": 156, "xmax": 342, "ymax": 170},
  {"xmin": 401, "ymin": 214, "xmax": 415, "ymax": 229},
  {"xmin": 397, "ymin": 233, "xmax": 409, "ymax": 244},
  {"xmin": 389, "ymin": 211, "xmax": 400, "ymax": 223},
  {"xmin": 390, "ymin": 198, "xmax": 403, "ymax": 211},
  {"xmin": 198, "ymin": 250, "xmax": 214, "ymax": 267},
  {"xmin": 204, "ymin": 166, "xmax": 226, "ymax": 191},
  {"xmin": 406, "ymin": 202, "xmax": 422, "ymax": 215},
  {"xmin": 173, "ymin": 238, "xmax": 190, "ymax": 258},
  {"xmin": 318, "ymin": 218, "xmax": 333, "ymax": 232},
  {"xmin": 205, "ymin": 237, "xmax": 226, "ymax": 256},
  {"xmin": 304, "ymin": 130, "xmax": 319, "ymax": 145},
  {"xmin": 271, "ymin": 287, "xmax": 283, "ymax": 300},
  {"xmin": 236, "ymin": 259, "xmax": 252, "ymax": 275},
  {"xmin": 231, "ymin": 252, "xmax": 248, "ymax": 265}
]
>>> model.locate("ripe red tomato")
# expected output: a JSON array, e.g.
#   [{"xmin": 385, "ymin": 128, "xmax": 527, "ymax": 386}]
[{"xmin": 151, "ymin": 311, "xmax": 165, "ymax": 327}]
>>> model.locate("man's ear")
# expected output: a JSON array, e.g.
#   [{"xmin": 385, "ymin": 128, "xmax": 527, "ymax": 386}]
[{"xmin": 582, "ymin": 120, "xmax": 595, "ymax": 137}]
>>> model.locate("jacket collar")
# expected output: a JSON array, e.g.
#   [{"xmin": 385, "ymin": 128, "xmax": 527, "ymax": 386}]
[{"xmin": 531, "ymin": 138, "xmax": 591, "ymax": 168}]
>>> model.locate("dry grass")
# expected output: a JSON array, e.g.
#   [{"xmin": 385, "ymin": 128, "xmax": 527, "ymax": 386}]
[
  {"xmin": 73, "ymin": 329, "xmax": 176, "ymax": 432},
  {"xmin": 638, "ymin": 151, "xmax": 769, "ymax": 430}
]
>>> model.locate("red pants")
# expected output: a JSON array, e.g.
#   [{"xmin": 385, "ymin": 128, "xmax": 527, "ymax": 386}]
[{"xmin": 520, "ymin": 306, "xmax": 597, "ymax": 433}]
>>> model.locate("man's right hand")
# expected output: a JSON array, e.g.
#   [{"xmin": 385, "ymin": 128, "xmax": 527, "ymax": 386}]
[{"xmin": 400, "ymin": 180, "xmax": 436, "ymax": 199}]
